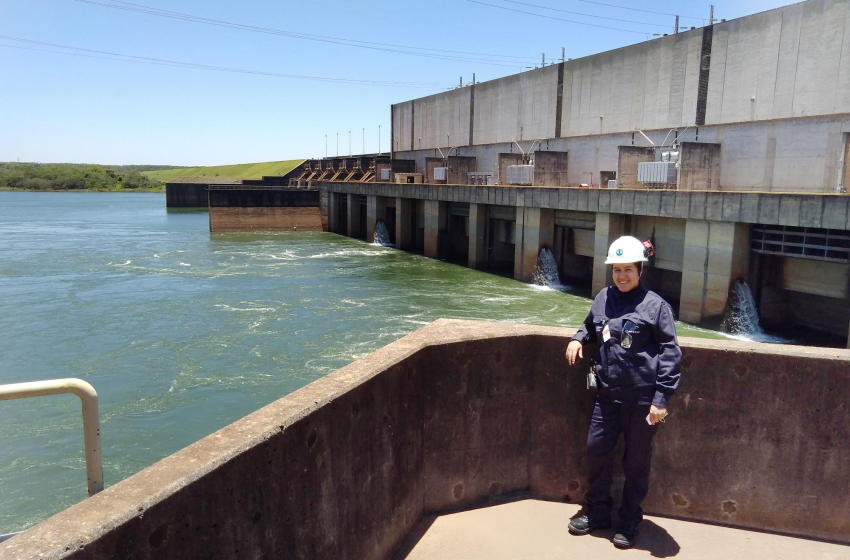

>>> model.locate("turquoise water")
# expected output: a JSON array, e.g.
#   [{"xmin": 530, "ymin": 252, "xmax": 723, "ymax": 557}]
[{"xmin": 0, "ymin": 192, "xmax": 723, "ymax": 533}]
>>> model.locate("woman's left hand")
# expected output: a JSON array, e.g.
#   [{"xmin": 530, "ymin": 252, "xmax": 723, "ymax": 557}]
[{"xmin": 648, "ymin": 405, "xmax": 667, "ymax": 425}]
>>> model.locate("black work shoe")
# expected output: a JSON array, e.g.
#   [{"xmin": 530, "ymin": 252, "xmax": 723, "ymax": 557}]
[
  {"xmin": 612, "ymin": 527, "xmax": 638, "ymax": 549},
  {"xmin": 568, "ymin": 514, "xmax": 612, "ymax": 535}
]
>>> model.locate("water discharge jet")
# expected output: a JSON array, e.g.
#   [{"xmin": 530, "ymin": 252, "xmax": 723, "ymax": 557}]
[
  {"xmin": 531, "ymin": 247, "xmax": 566, "ymax": 290},
  {"xmin": 721, "ymin": 279, "xmax": 763, "ymax": 336},
  {"xmin": 373, "ymin": 220, "xmax": 393, "ymax": 247}
]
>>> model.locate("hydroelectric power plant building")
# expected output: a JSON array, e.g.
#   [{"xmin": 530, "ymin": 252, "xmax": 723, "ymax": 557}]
[
  {"xmin": 276, "ymin": 0, "xmax": 846, "ymax": 348},
  {"xmin": 6, "ymin": 2, "xmax": 850, "ymax": 558}
]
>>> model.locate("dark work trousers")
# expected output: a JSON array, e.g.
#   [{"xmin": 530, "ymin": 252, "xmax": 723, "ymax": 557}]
[{"xmin": 585, "ymin": 398, "xmax": 657, "ymax": 528}]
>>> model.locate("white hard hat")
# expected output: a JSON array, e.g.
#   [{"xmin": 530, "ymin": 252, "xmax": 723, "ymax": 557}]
[{"xmin": 605, "ymin": 236, "xmax": 648, "ymax": 264}]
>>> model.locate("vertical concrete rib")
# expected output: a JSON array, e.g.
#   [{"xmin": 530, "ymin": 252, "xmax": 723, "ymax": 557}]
[
  {"xmin": 695, "ymin": 26, "xmax": 714, "ymax": 125},
  {"xmin": 555, "ymin": 61, "xmax": 565, "ymax": 138},
  {"xmin": 410, "ymin": 102, "xmax": 415, "ymax": 152},
  {"xmin": 468, "ymin": 84, "xmax": 475, "ymax": 146}
]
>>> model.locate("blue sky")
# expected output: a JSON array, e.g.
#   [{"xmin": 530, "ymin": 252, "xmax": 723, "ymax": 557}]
[{"xmin": 1, "ymin": 0, "xmax": 790, "ymax": 166}]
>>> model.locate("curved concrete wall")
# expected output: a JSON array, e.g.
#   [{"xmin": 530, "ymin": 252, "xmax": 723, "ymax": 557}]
[{"xmin": 3, "ymin": 320, "xmax": 849, "ymax": 560}]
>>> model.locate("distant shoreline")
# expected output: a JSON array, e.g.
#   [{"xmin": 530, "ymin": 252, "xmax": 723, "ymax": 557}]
[{"xmin": 0, "ymin": 187, "xmax": 165, "ymax": 193}]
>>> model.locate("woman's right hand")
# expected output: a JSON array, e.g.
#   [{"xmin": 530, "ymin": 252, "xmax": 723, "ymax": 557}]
[{"xmin": 566, "ymin": 340, "xmax": 583, "ymax": 366}]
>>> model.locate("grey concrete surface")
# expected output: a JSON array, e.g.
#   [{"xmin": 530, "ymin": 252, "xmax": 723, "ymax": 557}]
[
  {"xmin": 397, "ymin": 500, "xmax": 850, "ymax": 560},
  {"xmin": 385, "ymin": 1, "xmax": 850, "ymax": 194},
  {"xmin": 319, "ymin": 182, "xmax": 848, "ymax": 228}
]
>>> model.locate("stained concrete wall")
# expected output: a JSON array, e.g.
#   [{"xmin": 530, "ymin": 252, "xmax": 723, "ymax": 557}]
[
  {"xmin": 513, "ymin": 207, "xmax": 554, "ymax": 282},
  {"xmin": 617, "ymin": 146, "xmax": 655, "ymax": 189},
  {"xmin": 5, "ymin": 320, "xmax": 850, "ymax": 560},
  {"xmin": 680, "ymin": 220, "xmax": 750, "ymax": 324},
  {"xmin": 678, "ymin": 142, "xmax": 722, "ymax": 191},
  {"xmin": 209, "ymin": 207, "xmax": 323, "ymax": 232},
  {"xmin": 207, "ymin": 189, "xmax": 321, "ymax": 232},
  {"xmin": 498, "ymin": 153, "xmax": 524, "ymax": 184},
  {"xmin": 208, "ymin": 189, "xmax": 319, "ymax": 208},
  {"xmin": 532, "ymin": 151, "xmax": 568, "ymax": 186},
  {"xmin": 165, "ymin": 183, "xmax": 210, "ymax": 207}
]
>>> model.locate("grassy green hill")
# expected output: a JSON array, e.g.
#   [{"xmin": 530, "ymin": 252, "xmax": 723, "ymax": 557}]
[{"xmin": 143, "ymin": 159, "xmax": 305, "ymax": 182}]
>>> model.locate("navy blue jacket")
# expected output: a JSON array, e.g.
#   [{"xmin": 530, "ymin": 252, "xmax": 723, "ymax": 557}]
[{"xmin": 572, "ymin": 285, "xmax": 681, "ymax": 408}]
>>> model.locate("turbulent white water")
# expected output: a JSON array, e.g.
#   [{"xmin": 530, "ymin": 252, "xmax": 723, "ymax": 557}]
[
  {"xmin": 722, "ymin": 279, "xmax": 763, "ymax": 336},
  {"xmin": 373, "ymin": 220, "xmax": 393, "ymax": 246},
  {"xmin": 531, "ymin": 247, "xmax": 566, "ymax": 289},
  {"xmin": 721, "ymin": 279, "xmax": 786, "ymax": 343}
]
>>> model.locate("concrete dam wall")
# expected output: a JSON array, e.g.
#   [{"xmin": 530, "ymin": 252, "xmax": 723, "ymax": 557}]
[
  {"xmin": 390, "ymin": 0, "xmax": 850, "ymax": 195},
  {"xmin": 4, "ymin": 320, "xmax": 849, "ymax": 559},
  {"xmin": 208, "ymin": 187, "xmax": 323, "ymax": 232}
]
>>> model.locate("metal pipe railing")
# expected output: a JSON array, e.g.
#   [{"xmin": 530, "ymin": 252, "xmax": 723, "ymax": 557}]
[{"xmin": 0, "ymin": 378, "xmax": 104, "ymax": 496}]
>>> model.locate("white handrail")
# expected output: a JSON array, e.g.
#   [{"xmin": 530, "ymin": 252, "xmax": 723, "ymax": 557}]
[{"xmin": 0, "ymin": 378, "xmax": 104, "ymax": 496}]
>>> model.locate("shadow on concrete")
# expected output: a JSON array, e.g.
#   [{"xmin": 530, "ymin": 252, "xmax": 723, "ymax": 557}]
[
  {"xmin": 390, "ymin": 515, "xmax": 437, "ymax": 560},
  {"xmin": 633, "ymin": 520, "xmax": 681, "ymax": 557},
  {"xmin": 580, "ymin": 519, "xmax": 680, "ymax": 557}
]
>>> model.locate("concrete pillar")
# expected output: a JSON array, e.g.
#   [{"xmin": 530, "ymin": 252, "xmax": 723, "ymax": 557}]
[
  {"xmin": 366, "ymin": 195, "xmax": 377, "ymax": 242},
  {"xmin": 346, "ymin": 193, "xmax": 361, "ymax": 238},
  {"xmin": 424, "ymin": 200, "xmax": 446, "ymax": 259},
  {"xmin": 514, "ymin": 207, "xmax": 554, "ymax": 282},
  {"xmin": 679, "ymin": 220, "xmax": 750, "ymax": 324},
  {"xmin": 591, "ymin": 212, "xmax": 627, "ymax": 295},
  {"xmin": 396, "ymin": 197, "xmax": 413, "ymax": 250},
  {"xmin": 327, "ymin": 191, "xmax": 336, "ymax": 233},
  {"xmin": 366, "ymin": 195, "xmax": 387, "ymax": 243},
  {"xmin": 327, "ymin": 192, "xmax": 337, "ymax": 234},
  {"xmin": 468, "ymin": 203, "xmax": 488, "ymax": 269}
]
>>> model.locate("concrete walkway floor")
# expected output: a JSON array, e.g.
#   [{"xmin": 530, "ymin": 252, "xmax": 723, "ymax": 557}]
[{"xmin": 395, "ymin": 500, "xmax": 849, "ymax": 559}]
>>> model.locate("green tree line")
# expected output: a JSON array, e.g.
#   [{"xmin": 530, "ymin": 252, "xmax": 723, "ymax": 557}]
[{"xmin": 0, "ymin": 162, "xmax": 171, "ymax": 191}]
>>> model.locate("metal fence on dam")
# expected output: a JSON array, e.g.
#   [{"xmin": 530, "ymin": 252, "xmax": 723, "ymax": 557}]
[{"xmin": 3, "ymin": 319, "xmax": 848, "ymax": 559}]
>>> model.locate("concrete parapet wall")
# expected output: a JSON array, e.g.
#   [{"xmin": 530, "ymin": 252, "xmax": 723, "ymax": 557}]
[
  {"xmin": 165, "ymin": 183, "xmax": 210, "ymax": 207},
  {"xmin": 209, "ymin": 207, "xmax": 323, "ymax": 232},
  {"xmin": 208, "ymin": 188, "xmax": 322, "ymax": 232},
  {"xmin": 4, "ymin": 320, "xmax": 849, "ymax": 560},
  {"xmin": 208, "ymin": 188, "xmax": 319, "ymax": 208}
]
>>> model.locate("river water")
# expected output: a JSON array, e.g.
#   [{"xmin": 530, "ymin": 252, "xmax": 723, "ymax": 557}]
[{"xmin": 0, "ymin": 192, "xmax": 723, "ymax": 534}]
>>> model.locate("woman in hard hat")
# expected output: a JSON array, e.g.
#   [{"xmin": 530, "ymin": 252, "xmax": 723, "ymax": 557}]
[{"xmin": 565, "ymin": 235, "xmax": 682, "ymax": 549}]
